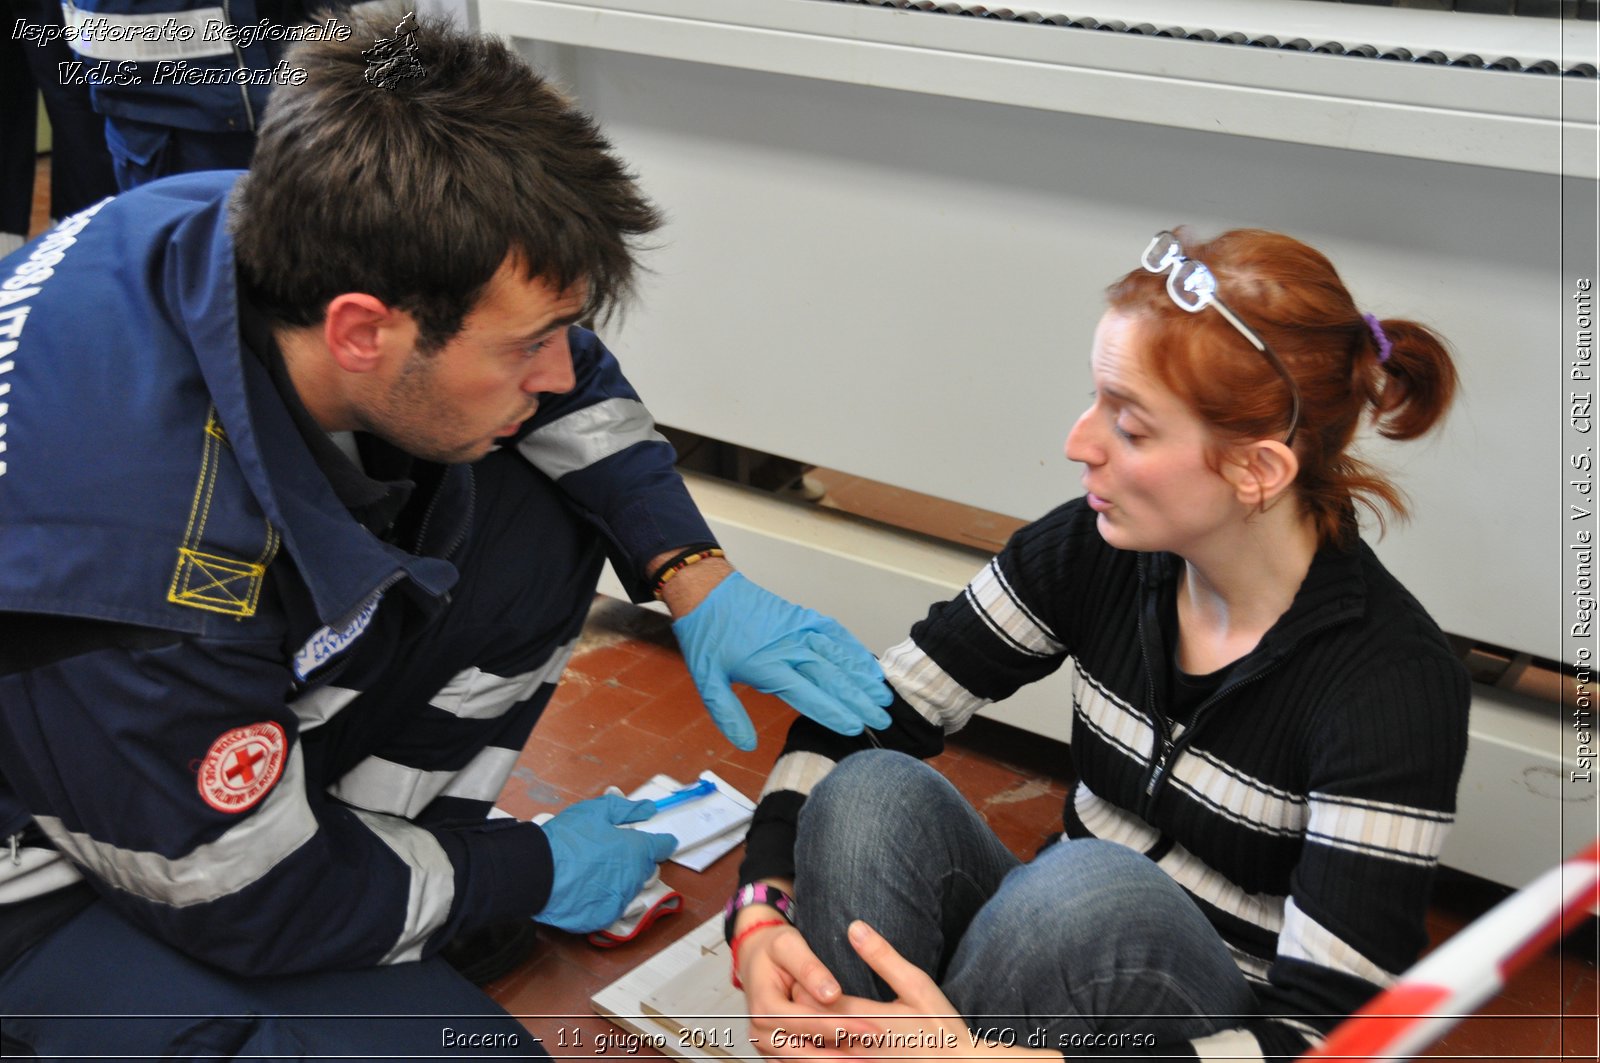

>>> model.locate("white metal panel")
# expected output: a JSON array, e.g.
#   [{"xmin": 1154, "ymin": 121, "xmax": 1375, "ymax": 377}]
[
  {"xmin": 1446, "ymin": 685, "xmax": 1595, "ymax": 890},
  {"xmin": 481, "ymin": 0, "xmax": 1597, "ymax": 177}
]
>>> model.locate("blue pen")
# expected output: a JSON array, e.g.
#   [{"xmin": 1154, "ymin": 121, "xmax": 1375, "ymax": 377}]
[{"xmin": 651, "ymin": 779, "xmax": 716, "ymax": 811}]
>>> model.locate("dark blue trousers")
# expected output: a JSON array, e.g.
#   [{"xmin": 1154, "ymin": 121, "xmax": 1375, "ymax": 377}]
[
  {"xmin": 0, "ymin": 0, "xmax": 118, "ymax": 238},
  {"xmin": 104, "ymin": 116, "xmax": 257, "ymax": 193},
  {"xmin": 0, "ymin": 451, "xmax": 604, "ymax": 1058},
  {"xmin": 0, "ymin": 902, "xmax": 542, "ymax": 1058}
]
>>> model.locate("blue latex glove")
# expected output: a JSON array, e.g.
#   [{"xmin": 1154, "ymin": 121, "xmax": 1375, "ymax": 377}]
[
  {"xmin": 538, "ymin": 795, "xmax": 678, "ymax": 933},
  {"xmin": 672, "ymin": 572, "xmax": 893, "ymax": 750}
]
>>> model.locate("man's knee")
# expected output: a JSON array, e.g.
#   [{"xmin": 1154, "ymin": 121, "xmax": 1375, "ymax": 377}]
[{"xmin": 455, "ymin": 452, "xmax": 606, "ymax": 628}]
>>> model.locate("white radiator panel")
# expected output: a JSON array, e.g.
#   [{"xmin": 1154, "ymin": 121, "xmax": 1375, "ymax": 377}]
[
  {"xmin": 504, "ymin": 28, "xmax": 1581, "ymax": 662},
  {"xmin": 483, "ymin": 0, "xmax": 1596, "ymax": 176}
]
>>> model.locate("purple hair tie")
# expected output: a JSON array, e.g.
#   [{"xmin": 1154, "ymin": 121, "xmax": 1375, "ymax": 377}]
[{"xmin": 1362, "ymin": 312, "xmax": 1393, "ymax": 364}]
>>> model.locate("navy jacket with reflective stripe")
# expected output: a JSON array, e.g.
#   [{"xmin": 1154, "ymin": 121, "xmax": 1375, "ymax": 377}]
[{"xmin": 0, "ymin": 172, "xmax": 712, "ymax": 973}]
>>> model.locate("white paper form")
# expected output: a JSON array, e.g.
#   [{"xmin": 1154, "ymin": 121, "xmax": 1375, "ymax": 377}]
[{"xmin": 622, "ymin": 770, "xmax": 755, "ymax": 872}]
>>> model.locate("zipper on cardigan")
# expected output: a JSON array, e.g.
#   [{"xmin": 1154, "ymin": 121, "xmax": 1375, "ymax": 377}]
[
  {"xmin": 1133, "ymin": 536, "xmax": 1361, "ymax": 812},
  {"xmin": 1142, "ymin": 609, "xmax": 1350, "ymax": 809},
  {"xmin": 1134, "ymin": 549, "xmax": 1180, "ymax": 805},
  {"xmin": 1136, "ymin": 603, "xmax": 1170, "ymax": 800},
  {"xmin": 1143, "ymin": 654, "xmax": 1288, "ymax": 807},
  {"xmin": 1146, "ymin": 744, "xmax": 1171, "ymax": 797}
]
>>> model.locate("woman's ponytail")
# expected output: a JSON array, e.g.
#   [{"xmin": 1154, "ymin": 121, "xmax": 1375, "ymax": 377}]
[{"xmin": 1363, "ymin": 316, "xmax": 1459, "ymax": 442}]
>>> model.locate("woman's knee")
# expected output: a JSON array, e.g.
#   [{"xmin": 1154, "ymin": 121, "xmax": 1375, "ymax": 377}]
[
  {"xmin": 1043, "ymin": 838, "xmax": 1176, "ymax": 901},
  {"xmin": 798, "ymin": 750, "xmax": 949, "ymax": 850},
  {"xmin": 945, "ymin": 840, "xmax": 1250, "ymax": 1035},
  {"xmin": 967, "ymin": 840, "xmax": 1193, "ymax": 954}
]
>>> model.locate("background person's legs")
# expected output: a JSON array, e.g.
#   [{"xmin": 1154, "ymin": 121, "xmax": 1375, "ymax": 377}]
[
  {"xmin": 10, "ymin": 0, "xmax": 117, "ymax": 218},
  {"xmin": 104, "ymin": 117, "xmax": 257, "ymax": 192}
]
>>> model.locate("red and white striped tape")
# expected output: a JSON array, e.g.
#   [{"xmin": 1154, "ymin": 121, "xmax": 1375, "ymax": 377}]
[{"xmin": 1302, "ymin": 839, "xmax": 1600, "ymax": 1062}]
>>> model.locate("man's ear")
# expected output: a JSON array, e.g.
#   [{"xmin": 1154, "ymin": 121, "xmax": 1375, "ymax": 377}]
[
  {"xmin": 322, "ymin": 293, "xmax": 412, "ymax": 374},
  {"xmin": 1222, "ymin": 439, "xmax": 1300, "ymax": 508}
]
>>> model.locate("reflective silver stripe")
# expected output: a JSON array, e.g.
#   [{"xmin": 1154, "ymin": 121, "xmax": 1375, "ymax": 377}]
[
  {"xmin": 329, "ymin": 746, "xmax": 520, "ymax": 818},
  {"xmin": 288, "ymin": 684, "xmax": 361, "ymax": 733},
  {"xmin": 440, "ymin": 746, "xmax": 520, "ymax": 804},
  {"xmin": 352, "ymin": 808, "xmax": 455, "ymax": 965},
  {"xmin": 33, "ymin": 746, "xmax": 316, "ymax": 907},
  {"xmin": 0, "ymin": 845, "xmax": 84, "ymax": 904},
  {"xmin": 516, "ymin": 398, "xmax": 667, "ymax": 479},
  {"xmin": 428, "ymin": 638, "xmax": 575, "ymax": 720},
  {"xmin": 59, "ymin": 2, "xmax": 397, "ymax": 63},
  {"xmin": 61, "ymin": 3, "xmax": 234, "ymax": 62}
]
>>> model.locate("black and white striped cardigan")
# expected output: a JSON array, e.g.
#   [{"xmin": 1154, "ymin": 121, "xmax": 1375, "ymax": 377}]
[{"xmin": 740, "ymin": 497, "xmax": 1470, "ymax": 1063}]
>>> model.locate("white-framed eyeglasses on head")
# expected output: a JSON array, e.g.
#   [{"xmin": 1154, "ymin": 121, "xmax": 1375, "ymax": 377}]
[{"xmin": 1139, "ymin": 231, "xmax": 1302, "ymax": 448}]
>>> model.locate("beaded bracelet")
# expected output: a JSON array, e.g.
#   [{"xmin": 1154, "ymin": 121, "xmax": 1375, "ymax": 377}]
[
  {"xmin": 728, "ymin": 918, "xmax": 789, "ymax": 990},
  {"xmin": 722, "ymin": 882, "xmax": 795, "ymax": 942},
  {"xmin": 650, "ymin": 545, "xmax": 725, "ymax": 599},
  {"xmin": 647, "ymin": 543, "xmax": 722, "ymax": 589}
]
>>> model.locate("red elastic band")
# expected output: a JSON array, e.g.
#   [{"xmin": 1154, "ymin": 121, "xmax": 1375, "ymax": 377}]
[{"xmin": 728, "ymin": 918, "xmax": 788, "ymax": 990}]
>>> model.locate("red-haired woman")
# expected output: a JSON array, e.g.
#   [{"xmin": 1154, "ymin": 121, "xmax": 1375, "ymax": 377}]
[{"xmin": 725, "ymin": 229, "xmax": 1469, "ymax": 1063}]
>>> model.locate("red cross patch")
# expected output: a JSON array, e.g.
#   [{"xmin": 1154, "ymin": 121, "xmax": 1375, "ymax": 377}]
[{"xmin": 197, "ymin": 722, "xmax": 287, "ymax": 813}]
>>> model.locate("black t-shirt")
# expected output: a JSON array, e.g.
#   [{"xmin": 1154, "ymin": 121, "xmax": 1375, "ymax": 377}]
[{"xmin": 1158, "ymin": 585, "xmax": 1232, "ymax": 727}]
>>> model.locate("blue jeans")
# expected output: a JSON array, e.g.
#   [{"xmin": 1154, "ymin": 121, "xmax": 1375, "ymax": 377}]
[{"xmin": 794, "ymin": 750, "xmax": 1257, "ymax": 1049}]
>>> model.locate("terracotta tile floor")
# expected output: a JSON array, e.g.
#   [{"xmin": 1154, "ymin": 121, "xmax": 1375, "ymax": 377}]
[{"xmin": 491, "ymin": 596, "xmax": 1598, "ymax": 1061}]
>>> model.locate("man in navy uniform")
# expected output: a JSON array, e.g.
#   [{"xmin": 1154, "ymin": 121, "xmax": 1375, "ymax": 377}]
[
  {"xmin": 0, "ymin": 15, "xmax": 888, "ymax": 1056},
  {"xmin": 60, "ymin": 0, "xmax": 355, "ymax": 189}
]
